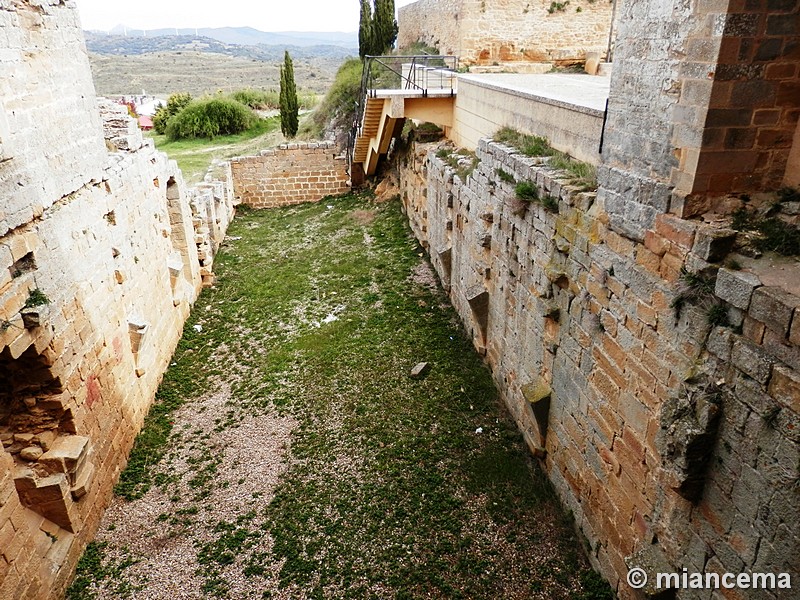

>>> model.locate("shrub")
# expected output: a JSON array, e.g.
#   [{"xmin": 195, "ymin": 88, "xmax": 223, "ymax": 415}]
[
  {"xmin": 152, "ymin": 92, "xmax": 193, "ymax": 134},
  {"xmin": 165, "ymin": 97, "xmax": 257, "ymax": 140},
  {"xmin": 231, "ymin": 89, "xmax": 279, "ymax": 110},
  {"xmin": 301, "ymin": 58, "xmax": 363, "ymax": 138},
  {"xmin": 515, "ymin": 181, "xmax": 539, "ymax": 201}
]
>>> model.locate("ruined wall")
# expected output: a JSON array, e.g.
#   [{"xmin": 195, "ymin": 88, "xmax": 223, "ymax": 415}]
[
  {"xmin": 0, "ymin": 2, "xmax": 234, "ymax": 597},
  {"xmin": 230, "ymin": 142, "xmax": 349, "ymax": 209},
  {"xmin": 399, "ymin": 139, "xmax": 799, "ymax": 598},
  {"xmin": 398, "ymin": 0, "xmax": 613, "ymax": 66}
]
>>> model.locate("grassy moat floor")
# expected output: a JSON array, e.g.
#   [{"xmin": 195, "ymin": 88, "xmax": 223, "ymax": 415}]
[{"xmin": 67, "ymin": 194, "xmax": 612, "ymax": 600}]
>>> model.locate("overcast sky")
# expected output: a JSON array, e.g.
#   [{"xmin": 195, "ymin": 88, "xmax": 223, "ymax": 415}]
[{"xmin": 73, "ymin": 0, "xmax": 419, "ymax": 33}]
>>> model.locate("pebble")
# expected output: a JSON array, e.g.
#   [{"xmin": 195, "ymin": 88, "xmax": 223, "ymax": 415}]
[{"xmin": 20, "ymin": 446, "xmax": 43, "ymax": 461}]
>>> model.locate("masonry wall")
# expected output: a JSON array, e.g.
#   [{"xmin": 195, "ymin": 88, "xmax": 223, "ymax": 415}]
[
  {"xmin": 230, "ymin": 142, "xmax": 350, "ymax": 209},
  {"xmin": 0, "ymin": 3, "xmax": 234, "ymax": 598},
  {"xmin": 452, "ymin": 75, "xmax": 605, "ymax": 164},
  {"xmin": 601, "ymin": 0, "xmax": 800, "ymax": 227},
  {"xmin": 399, "ymin": 139, "xmax": 799, "ymax": 599},
  {"xmin": 398, "ymin": 0, "xmax": 613, "ymax": 66}
]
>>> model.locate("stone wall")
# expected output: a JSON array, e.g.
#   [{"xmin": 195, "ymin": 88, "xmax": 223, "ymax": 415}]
[
  {"xmin": 601, "ymin": 0, "xmax": 800, "ymax": 228},
  {"xmin": 399, "ymin": 138, "xmax": 799, "ymax": 598},
  {"xmin": 0, "ymin": 2, "xmax": 234, "ymax": 598},
  {"xmin": 398, "ymin": 0, "xmax": 613, "ymax": 66},
  {"xmin": 230, "ymin": 142, "xmax": 350, "ymax": 209}
]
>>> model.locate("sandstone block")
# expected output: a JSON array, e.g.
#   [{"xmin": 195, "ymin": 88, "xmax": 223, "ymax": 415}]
[
  {"xmin": 749, "ymin": 286, "xmax": 800, "ymax": 336},
  {"xmin": 715, "ymin": 268, "xmax": 761, "ymax": 310}
]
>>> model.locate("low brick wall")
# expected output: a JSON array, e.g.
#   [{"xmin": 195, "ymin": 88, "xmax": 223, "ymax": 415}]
[{"xmin": 231, "ymin": 142, "xmax": 350, "ymax": 208}]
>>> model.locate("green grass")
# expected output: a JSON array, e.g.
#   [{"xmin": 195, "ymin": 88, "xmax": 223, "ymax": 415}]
[
  {"xmin": 494, "ymin": 127, "xmax": 597, "ymax": 191},
  {"xmin": 69, "ymin": 194, "xmax": 611, "ymax": 599},
  {"xmin": 150, "ymin": 116, "xmax": 280, "ymax": 183}
]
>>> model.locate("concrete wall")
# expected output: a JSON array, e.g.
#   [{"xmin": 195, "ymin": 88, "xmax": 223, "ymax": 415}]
[
  {"xmin": 451, "ymin": 75, "xmax": 605, "ymax": 164},
  {"xmin": 399, "ymin": 138, "xmax": 800, "ymax": 599},
  {"xmin": 0, "ymin": 3, "xmax": 234, "ymax": 598},
  {"xmin": 230, "ymin": 142, "xmax": 350, "ymax": 209},
  {"xmin": 398, "ymin": 0, "xmax": 613, "ymax": 66}
]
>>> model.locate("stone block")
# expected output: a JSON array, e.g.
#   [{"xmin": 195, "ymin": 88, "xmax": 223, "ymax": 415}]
[
  {"xmin": 655, "ymin": 214, "xmax": 697, "ymax": 250},
  {"xmin": 714, "ymin": 268, "xmax": 761, "ymax": 310},
  {"xmin": 691, "ymin": 228, "xmax": 736, "ymax": 262},
  {"xmin": 749, "ymin": 286, "xmax": 800, "ymax": 336},
  {"xmin": 38, "ymin": 435, "xmax": 89, "ymax": 480},
  {"xmin": 731, "ymin": 339, "xmax": 775, "ymax": 384}
]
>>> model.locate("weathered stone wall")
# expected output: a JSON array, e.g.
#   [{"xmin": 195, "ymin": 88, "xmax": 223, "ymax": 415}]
[
  {"xmin": 601, "ymin": 0, "xmax": 800, "ymax": 228},
  {"xmin": 0, "ymin": 0, "xmax": 107, "ymax": 237},
  {"xmin": 230, "ymin": 142, "xmax": 350, "ymax": 209},
  {"xmin": 0, "ymin": 2, "xmax": 234, "ymax": 598},
  {"xmin": 399, "ymin": 138, "xmax": 799, "ymax": 598},
  {"xmin": 398, "ymin": 0, "xmax": 613, "ymax": 66}
]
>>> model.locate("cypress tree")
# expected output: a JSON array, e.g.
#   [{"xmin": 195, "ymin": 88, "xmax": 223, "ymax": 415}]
[
  {"xmin": 359, "ymin": 0, "xmax": 373, "ymax": 58},
  {"xmin": 372, "ymin": 0, "xmax": 398, "ymax": 55},
  {"xmin": 279, "ymin": 50, "xmax": 299, "ymax": 138}
]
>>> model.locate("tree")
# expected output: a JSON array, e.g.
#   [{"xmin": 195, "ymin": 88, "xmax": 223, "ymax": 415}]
[
  {"xmin": 372, "ymin": 0, "xmax": 398, "ymax": 55},
  {"xmin": 279, "ymin": 50, "xmax": 299, "ymax": 138},
  {"xmin": 359, "ymin": 0, "xmax": 373, "ymax": 58}
]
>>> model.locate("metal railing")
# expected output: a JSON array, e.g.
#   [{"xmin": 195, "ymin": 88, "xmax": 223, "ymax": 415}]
[{"xmin": 347, "ymin": 55, "xmax": 458, "ymax": 168}]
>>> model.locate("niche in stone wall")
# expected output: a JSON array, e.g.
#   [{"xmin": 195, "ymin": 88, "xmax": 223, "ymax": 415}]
[
  {"xmin": 164, "ymin": 176, "xmax": 192, "ymax": 298},
  {"xmin": 466, "ymin": 284, "xmax": 489, "ymax": 350},
  {"xmin": 0, "ymin": 346, "xmax": 92, "ymax": 532}
]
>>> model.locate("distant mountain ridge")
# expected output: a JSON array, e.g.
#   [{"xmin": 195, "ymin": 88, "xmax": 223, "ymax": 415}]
[
  {"xmin": 84, "ymin": 31, "xmax": 356, "ymax": 61},
  {"xmin": 94, "ymin": 25, "xmax": 357, "ymax": 48}
]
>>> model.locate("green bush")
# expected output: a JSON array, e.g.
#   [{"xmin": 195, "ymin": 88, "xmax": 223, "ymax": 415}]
[
  {"xmin": 165, "ymin": 97, "xmax": 257, "ymax": 140},
  {"xmin": 231, "ymin": 89, "xmax": 279, "ymax": 110},
  {"xmin": 515, "ymin": 181, "xmax": 539, "ymax": 201},
  {"xmin": 152, "ymin": 92, "xmax": 193, "ymax": 134}
]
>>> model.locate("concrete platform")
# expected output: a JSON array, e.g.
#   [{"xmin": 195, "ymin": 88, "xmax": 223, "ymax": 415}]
[
  {"xmin": 458, "ymin": 73, "xmax": 610, "ymax": 114},
  {"xmin": 451, "ymin": 73, "xmax": 610, "ymax": 164}
]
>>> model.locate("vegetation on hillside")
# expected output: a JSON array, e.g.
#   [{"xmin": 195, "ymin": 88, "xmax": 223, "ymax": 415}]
[
  {"xmin": 230, "ymin": 88, "xmax": 317, "ymax": 111},
  {"xmin": 300, "ymin": 57, "xmax": 363, "ymax": 139}
]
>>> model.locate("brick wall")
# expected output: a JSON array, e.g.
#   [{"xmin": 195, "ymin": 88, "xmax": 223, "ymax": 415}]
[
  {"xmin": 0, "ymin": 3, "xmax": 235, "ymax": 598},
  {"xmin": 398, "ymin": 0, "xmax": 613, "ymax": 66},
  {"xmin": 230, "ymin": 142, "xmax": 350, "ymax": 209},
  {"xmin": 399, "ymin": 139, "xmax": 799, "ymax": 599}
]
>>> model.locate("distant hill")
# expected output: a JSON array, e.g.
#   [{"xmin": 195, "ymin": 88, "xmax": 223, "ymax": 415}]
[
  {"xmin": 96, "ymin": 25, "xmax": 357, "ymax": 48},
  {"xmin": 84, "ymin": 32, "xmax": 355, "ymax": 61}
]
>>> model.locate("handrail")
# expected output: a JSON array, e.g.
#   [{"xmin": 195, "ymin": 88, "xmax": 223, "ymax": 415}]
[{"xmin": 347, "ymin": 54, "xmax": 457, "ymax": 170}]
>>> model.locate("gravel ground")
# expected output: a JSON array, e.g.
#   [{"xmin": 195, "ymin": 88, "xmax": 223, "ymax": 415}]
[{"xmin": 91, "ymin": 383, "xmax": 298, "ymax": 599}]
